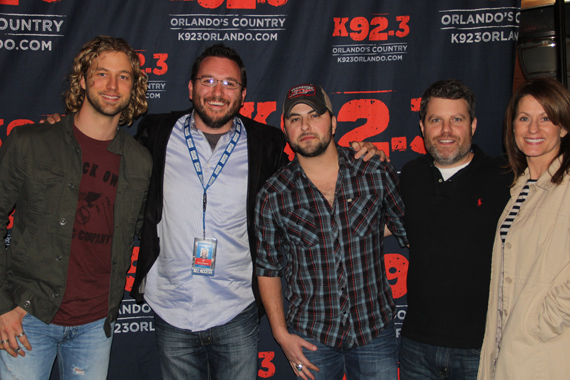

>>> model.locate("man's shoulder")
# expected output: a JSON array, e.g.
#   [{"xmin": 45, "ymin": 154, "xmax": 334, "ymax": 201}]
[
  {"xmin": 258, "ymin": 160, "xmax": 297, "ymax": 196},
  {"xmin": 136, "ymin": 109, "xmax": 189, "ymax": 147},
  {"xmin": 475, "ymin": 150, "xmax": 508, "ymax": 170},
  {"xmin": 401, "ymin": 154, "xmax": 429, "ymax": 174},
  {"xmin": 470, "ymin": 147, "xmax": 512, "ymax": 181},
  {"xmin": 120, "ymin": 130, "xmax": 152, "ymax": 162},
  {"xmin": 239, "ymin": 115, "xmax": 285, "ymax": 144},
  {"xmin": 140, "ymin": 110, "xmax": 188, "ymax": 127},
  {"xmin": 338, "ymin": 146, "xmax": 392, "ymax": 175},
  {"xmin": 8, "ymin": 115, "xmax": 71, "ymax": 144}
]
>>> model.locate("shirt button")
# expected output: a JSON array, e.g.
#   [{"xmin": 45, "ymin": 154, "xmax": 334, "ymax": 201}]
[
  {"xmin": 53, "ymin": 293, "xmax": 60, "ymax": 298},
  {"xmin": 505, "ymin": 277, "xmax": 512, "ymax": 284},
  {"xmin": 59, "ymin": 218, "xmax": 67, "ymax": 225},
  {"xmin": 505, "ymin": 243, "xmax": 511, "ymax": 249},
  {"xmin": 24, "ymin": 300, "xmax": 31, "ymax": 307},
  {"xmin": 56, "ymin": 256, "xmax": 63, "ymax": 261},
  {"xmin": 439, "ymin": 179, "xmax": 443, "ymax": 183},
  {"xmin": 68, "ymin": 183, "xmax": 75, "ymax": 189},
  {"xmin": 503, "ymin": 309, "xmax": 508, "ymax": 317}
]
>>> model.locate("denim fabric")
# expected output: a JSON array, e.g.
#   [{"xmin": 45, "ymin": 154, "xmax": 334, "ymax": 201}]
[
  {"xmin": 292, "ymin": 321, "xmax": 398, "ymax": 380},
  {"xmin": 0, "ymin": 314, "xmax": 113, "ymax": 380},
  {"xmin": 399, "ymin": 337, "xmax": 480, "ymax": 380},
  {"xmin": 154, "ymin": 302, "xmax": 259, "ymax": 380}
]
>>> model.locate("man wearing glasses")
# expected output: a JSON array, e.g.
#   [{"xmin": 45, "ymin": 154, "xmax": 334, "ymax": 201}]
[{"xmin": 129, "ymin": 44, "xmax": 285, "ymax": 380}]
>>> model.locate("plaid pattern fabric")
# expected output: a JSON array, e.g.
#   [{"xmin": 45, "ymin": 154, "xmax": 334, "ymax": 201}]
[{"xmin": 255, "ymin": 146, "xmax": 407, "ymax": 348}]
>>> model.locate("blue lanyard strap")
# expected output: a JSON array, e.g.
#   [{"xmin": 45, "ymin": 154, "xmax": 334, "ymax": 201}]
[{"xmin": 184, "ymin": 115, "xmax": 243, "ymax": 237}]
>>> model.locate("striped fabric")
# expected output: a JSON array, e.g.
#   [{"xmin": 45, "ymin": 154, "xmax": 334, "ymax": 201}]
[{"xmin": 499, "ymin": 179, "xmax": 535, "ymax": 243}]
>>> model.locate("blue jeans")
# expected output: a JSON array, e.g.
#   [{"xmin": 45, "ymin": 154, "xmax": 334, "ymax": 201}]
[
  {"xmin": 154, "ymin": 302, "xmax": 259, "ymax": 380},
  {"xmin": 292, "ymin": 321, "xmax": 398, "ymax": 380},
  {"xmin": 0, "ymin": 314, "xmax": 113, "ymax": 380},
  {"xmin": 399, "ymin": 337, "xmax": 481, "ymax": 380}
]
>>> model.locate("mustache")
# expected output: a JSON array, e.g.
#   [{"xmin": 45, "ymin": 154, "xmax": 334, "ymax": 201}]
[{"xmin": 205, "ymin": 96, "xmax": 229, "ymax": 105}]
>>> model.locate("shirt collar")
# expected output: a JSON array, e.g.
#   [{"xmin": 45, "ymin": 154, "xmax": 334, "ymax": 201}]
[
  {"xmin": 517, "ymin": 155, "xmax": 563, "ymax": 191},
  {"xmin": 290, "ymin": 144, "xmax": 349, "ymax": 178}
]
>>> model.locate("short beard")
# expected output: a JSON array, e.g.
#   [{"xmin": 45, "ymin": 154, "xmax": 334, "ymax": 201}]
[
  {"xmin": 289, "ymin": 128, "xmax": 333, "ymax": 158},
  {"xmin": 193, "ymin": 97, "xmax": 241, "ymax": 129},
  {"xmin": 425, "ymin": 140, "xmax": 471, "ymax": 167},
  {"xmin": 85, "ymin": 86, "xmax": 128, "ymax": 118}
]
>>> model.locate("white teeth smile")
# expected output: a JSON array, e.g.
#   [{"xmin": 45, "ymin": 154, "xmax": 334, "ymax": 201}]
[
  {"xmin": 102, "ymin": 94, "xmax": 119, "ymax": 100},
  {"xmin": 438, "ymin": 139, "xmax": 454, "ymax": 143},
  {"xmin": 525, "ymin": 138, "xmax": 545, "ymax": 143},
  {"xmin": 208, "ymin": 101, "xmax": 225, "ymax": 106}
]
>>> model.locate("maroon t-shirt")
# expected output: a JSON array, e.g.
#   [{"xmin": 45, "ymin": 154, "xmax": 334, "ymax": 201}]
[{"xmin": 51, "ymin": 126, "xmax": 120, "ymax": 326}]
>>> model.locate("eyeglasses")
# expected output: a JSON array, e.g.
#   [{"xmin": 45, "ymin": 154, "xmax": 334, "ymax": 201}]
[{"xmin": 196, "ymin": 76, "xmax": 243, "ymax": 90}]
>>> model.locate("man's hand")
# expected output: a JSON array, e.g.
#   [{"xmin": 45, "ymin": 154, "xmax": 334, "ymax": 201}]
[
  {"xmin": 350, "ymin": 141, "xmax": 389, "ymax": 162},
  {"xmin": 0, "ymin": 307, "xmax": 31, "ymax": 358},
  {"xmin": 275, "ymin": 331, "xmax": 319, "ymax": 380},
  {"xmin": 38, "ymin": 113, "xmax": 63, "ymax": 124}
]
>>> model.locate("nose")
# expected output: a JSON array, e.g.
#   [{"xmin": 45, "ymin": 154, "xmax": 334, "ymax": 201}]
[
  {"xmin": 441, "ymin": 119, "xmax": 452, "ymax": 134},
  {"xmin": 107, "ymin": 75, "xmax": 118, "ymax": 90},
  {"xmin": 211, "ymin": 80, "xmax": 224, "ymax": 95},
  {"xmin": 528, "ymin": 118, "xmax": 540, "ymax": 133},
  {"xmin": 300, "ymin": 117, "xmax": 311, "ymax": 131}
]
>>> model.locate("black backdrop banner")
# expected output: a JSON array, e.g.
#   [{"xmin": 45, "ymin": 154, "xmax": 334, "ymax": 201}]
[{"xmin": 0, "ymin": 0, "xmax": 519, "ymax": 379}]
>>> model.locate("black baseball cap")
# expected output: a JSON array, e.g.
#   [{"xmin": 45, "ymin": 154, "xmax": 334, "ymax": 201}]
[{"xmin": 283, "ymin": 84, "xmax": 333, "ymax": 119}]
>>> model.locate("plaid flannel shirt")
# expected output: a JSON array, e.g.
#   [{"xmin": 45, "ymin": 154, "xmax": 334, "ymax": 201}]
[{"xmin": 255, "ymin": 146, "xmax": 407, "ymax": 349}]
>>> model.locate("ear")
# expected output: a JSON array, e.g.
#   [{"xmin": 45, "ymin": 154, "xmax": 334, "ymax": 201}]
[
  {"xmin": 80, "ymin": 74, "xmax": 86, "ymax": 91},
  {"xmin": 240, "ymin": 87, "xmax": 247, "ymax": 106},
  {"xmin": 188, "ymin": 80, "xmax": 194, "ymax": 101},
  {"xmin": 471, "ymin": 117, "xmax": 478, "ymax": 136},
  {"xmin": 419, "ymin": 120, "xmax": 425, "ymax": 136},
  {"xmin": 282, "ymin": 119, "xmax": 290, "ymax": 141},
  {"xmin": 561, "ymin": 126, "xmax": 568, "ymax": 138},
  {"xmin": 331, "ymin": 115, "xmax": 337, "ymax": 135}
]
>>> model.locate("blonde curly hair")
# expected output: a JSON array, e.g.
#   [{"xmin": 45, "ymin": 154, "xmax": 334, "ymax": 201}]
[{"xmin": 64, "ymin": 35, "xmax": 148, "ymax": 125}]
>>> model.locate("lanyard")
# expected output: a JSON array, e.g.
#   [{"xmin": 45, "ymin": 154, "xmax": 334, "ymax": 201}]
[{"xmin": 184, "ymin": 115, "xmax": 242, "ymax": 237}]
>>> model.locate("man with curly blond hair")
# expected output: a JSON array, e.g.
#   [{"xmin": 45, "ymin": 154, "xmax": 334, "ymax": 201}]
[{"xmin": 0, "ymin": 35, "xmax": 152, "ymax": 379}]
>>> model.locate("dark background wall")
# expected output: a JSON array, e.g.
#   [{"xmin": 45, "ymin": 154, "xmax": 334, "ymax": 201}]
[{"xmin": 0, "ymin": 0, "xmax": 520, "ymax": 378}]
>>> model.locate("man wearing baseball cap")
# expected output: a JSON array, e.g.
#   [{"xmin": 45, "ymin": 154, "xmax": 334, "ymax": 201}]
[{"xmin": 255, "ymin": 84, "xmax": 408, "ymax": 380}]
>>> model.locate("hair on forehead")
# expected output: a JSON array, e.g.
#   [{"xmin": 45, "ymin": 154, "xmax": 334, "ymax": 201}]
[
  {"xmin": 419, "ymin": 79, "xmax": 476, "ymax": 123},
  {"xmin": 190, "ymin": 43, "xmax": 247, "ymax": 88}
]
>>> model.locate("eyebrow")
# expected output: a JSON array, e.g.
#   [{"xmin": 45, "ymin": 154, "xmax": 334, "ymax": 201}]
[
  {"xmin": 289, "ymin": 108, "xmax": 317, "ymax": 117},
  {"xmin": 201, "ymin": 75, "xmax": 239, "ymax": 82},
  {"xmin": 93, "ymin": 67, "xmax": 133, "ymax": 75},
  {"xmin": 428, "ymin": 113, "xmax": 467, "ymax": 119}
]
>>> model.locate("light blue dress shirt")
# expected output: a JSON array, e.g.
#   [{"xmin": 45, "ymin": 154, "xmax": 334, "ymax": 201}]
[{"xmin": 145, "ymin": 112, "xmax": 254, "ymax": 331}]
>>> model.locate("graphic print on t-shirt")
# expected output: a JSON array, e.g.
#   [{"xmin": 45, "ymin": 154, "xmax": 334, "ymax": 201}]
[{"xmin": 51, "ymin": 127, "xmax": 121, "ymax": 326}]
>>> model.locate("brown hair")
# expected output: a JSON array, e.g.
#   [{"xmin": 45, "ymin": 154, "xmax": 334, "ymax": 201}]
[
  {"xmin": 64, "ymin": 35, "xmax": 148, "ymax": 125},
  {"xmin": 504, "ymin": 77, "xmax": 570, "ymax": 184},
  {"xmin": 419, "ymin": 79, "xmax": 475, "ymax": 123}
]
